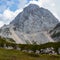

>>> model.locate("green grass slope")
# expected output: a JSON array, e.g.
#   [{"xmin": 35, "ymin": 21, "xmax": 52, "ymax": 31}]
[{"xmin": 0, "ymin": 48, "xmax": 60, "ymax": 60}]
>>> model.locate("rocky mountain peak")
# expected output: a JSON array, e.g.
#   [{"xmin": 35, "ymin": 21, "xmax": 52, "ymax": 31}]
[
  {"xmin": 0, "ymin": 4, "xmax": 59, "ymax": 44},
  {"xmin": 24, "ymin": 4, "xmax": 40, "ymax": 12},
  {"xmin": 10, "ymin": 4, "xmax": 59, "ymax": 33}
]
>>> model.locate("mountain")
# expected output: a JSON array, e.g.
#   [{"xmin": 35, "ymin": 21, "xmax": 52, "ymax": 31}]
[
  {"xmin": 0, "ymin": 4, "xmax": 59, "ymax": 44},
  {"xmin": 10, "ymin": 4, "xmax": 58, "ymax": 32},
  {"xmin": 50, "ymin": 23, "xmax": 60, "ymax": 42}
]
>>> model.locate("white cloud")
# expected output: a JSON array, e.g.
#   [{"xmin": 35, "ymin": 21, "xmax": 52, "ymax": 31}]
[
  {"xmin": 0, "ymin": 21, "xmax": 4, "ymax": 27},
  {"xmin": 51, "ymin": 3, "xmax": 55, "ymax": 7},
  {"xmin": 26, "ymin": 0, "xmax": 49, "ymax": 7},
  {"xmin": 0, "ymin": 0, "xmax": 15, "ymax": 13},
  {"xmin": 18, "ymin": 0, "xmax": 28, "ymax": 9},
  {"xmin": 0, "ymin": 9, "xmax": 14, "ymax": 24},
  {"xmin": 0, "ymin": 0, "xmax": 60, "ymax": 27},
  {"xmin": 0, "ymin": 8, "xmax": 23, "ymax": 25},
  {"xmin": 0, "ymin": 0, "xmax": 25, "ymax": 27}
]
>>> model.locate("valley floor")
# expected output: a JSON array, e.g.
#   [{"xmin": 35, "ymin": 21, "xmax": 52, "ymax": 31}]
[{"xmin": 0, "ymin": 48, "xmax": 60, "ymax": 60}]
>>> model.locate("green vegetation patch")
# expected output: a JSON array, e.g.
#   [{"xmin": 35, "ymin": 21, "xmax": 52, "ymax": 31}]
[{"xmin": 0, "ymin": 48, "xmax": 60, "ymax": 60}]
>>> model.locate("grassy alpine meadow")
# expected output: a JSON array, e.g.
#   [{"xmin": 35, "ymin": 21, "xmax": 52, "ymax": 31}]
[{"xmin": 0, "ymin": 48, "xmax": 60, "ymax": 60}]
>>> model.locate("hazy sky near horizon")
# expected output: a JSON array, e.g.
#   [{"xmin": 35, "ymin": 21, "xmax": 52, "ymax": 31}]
[{"xmin": 0, "ymin": 0, "xmax": 60, "ymax": 27}]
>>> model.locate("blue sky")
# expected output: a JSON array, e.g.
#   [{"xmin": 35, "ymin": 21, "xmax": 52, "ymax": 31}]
[{"xmin": 0, "ymin": 0, "xmax": 60, "ymax": 27}]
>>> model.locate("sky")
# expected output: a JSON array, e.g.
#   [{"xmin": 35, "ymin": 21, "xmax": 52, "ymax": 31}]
[{"xmin": 0, "ymin": 0, "xmax": 60, "ymax": 27}]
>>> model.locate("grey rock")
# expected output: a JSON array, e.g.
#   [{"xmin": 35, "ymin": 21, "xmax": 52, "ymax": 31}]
[
  {"xmin": 50, "ymin": 23, "xmax": 60, "ymax": 42},
  {"xmin": 0, "ymin": 4, "xmax": 59, "ymax": 44}
]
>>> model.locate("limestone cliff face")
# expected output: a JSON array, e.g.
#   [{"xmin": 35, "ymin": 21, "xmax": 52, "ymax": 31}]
[
  {"xmin": 0, "ymin": 4, "xmax": 59, "ymax": 44},
  {"xmin": 50, "ymin": 23, "xmax": 60, "ymax": 42},
  {"xmin": 10, "ymin": 4, "xmax": 58, "ymax": 33}
]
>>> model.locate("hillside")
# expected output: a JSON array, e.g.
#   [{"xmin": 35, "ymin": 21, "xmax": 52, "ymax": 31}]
[
  {"xmin": 0, "ymin": 48, "xmax": 60, "ymax": 60},
  {"xmin": 0, "ymin": 36, "xmax": 15, "ymax": 47}
]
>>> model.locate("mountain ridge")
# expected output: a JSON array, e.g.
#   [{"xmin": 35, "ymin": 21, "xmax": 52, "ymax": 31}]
[{"xmin": 0, "ymin": 4, "xmax": 59, "ymax": 44}]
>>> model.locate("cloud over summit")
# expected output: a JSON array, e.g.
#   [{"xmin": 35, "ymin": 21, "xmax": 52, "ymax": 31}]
[{"xmin": 0, "ymin": 0, "xmax": 60, "ymax": 27}]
